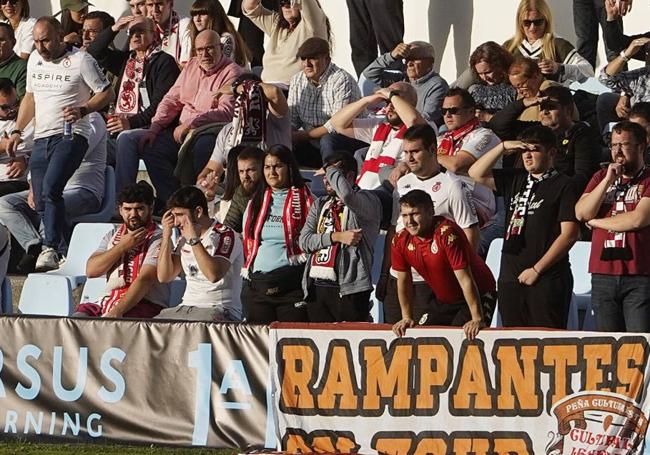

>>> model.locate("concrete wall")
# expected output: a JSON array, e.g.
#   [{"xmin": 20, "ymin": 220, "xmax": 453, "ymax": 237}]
[{"xmin": 33, "ymin": 0, "xmax": 650, "ymax": 82}]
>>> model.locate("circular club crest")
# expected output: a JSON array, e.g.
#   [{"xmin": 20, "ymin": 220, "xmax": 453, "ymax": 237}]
[
  {"xmin": 431, "ymin": 239, "xmax": 438, "ymax": 254},
  {"xmin": 432, "ymin": 182, "xmax": 441, "ymax": 192},
  {"xmin": 62, "ymin": 57, "xmax": 71, "ymax": 68}
]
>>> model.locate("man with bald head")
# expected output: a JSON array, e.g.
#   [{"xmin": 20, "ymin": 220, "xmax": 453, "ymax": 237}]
[
  {"xmin": 7, "ymin": 16, "xmax": 114, "ymax": 270},
  {"xmin": 363, "ymin": 41, "xmax": 449, "ymax": 125},
  {"xmin": 115, "ymin": 29, "xmax": 242, "ymax": 210}
]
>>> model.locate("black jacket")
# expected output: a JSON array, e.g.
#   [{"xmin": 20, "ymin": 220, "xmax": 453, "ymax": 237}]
[
  {"xmin": 87, "ymin": 28, "xmax": 180, "ymax": 129},
  {"xmin": 488, "ymin": 99, "xmax": 601, "ymax": 192},
  {"xmin": 603, "ymin": 19, "xmax": 650, "ymax": 63}
]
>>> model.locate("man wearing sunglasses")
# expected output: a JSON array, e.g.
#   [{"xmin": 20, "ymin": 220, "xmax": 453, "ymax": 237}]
[
  {"xmin": 488, "ymin": 85, "xmax": 600, "ymax": 193},
  {"xmin": 0, "ymin": 77, "xmax": 31, "ymax": 197},
  {"xmin": 363, "ymin": 41, "xmax": 448, "ymax": 126}
]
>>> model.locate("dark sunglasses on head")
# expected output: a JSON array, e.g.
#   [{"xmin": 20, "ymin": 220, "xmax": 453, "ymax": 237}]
[
  {"xmin": 279, "ymin": 0, "xmax": 292, "ymax": 6},
  {"xmin": 540, "ymin": 100, "xmax": 561, "ymax": 111},
  {"xmin": 441, "ymin": 106, "xmax": 468, "ymax": 116},
  {"xmin": 522, "ymin": 18, "xmax": 545, "ymax": 28}
]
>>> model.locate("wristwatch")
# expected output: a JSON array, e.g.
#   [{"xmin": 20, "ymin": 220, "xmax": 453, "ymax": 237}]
[
  {"xmin": 188, "ymin": 237, "xmax": 201, "ymax": 246},
  {"xmin": 619, "ymin": 50, "xmax": 630, "ymax": 62}
]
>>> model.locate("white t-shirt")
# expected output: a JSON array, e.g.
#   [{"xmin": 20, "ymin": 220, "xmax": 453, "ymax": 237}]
[
  {"xmin": 175, "ymin": 220, "xmax": 244, "ymax": 318},
  {"xmin": 0, "ymin": 118, "xmax": 33, "ymax": 181},
  {"xmin": 438, "ymin": 127, "xmax": 501, "ymax": 224},
  {"xmin": 10, "ymin": 18, "xmax": 36, "ymax": 57},
  {"xmin": 391, "ymin": 171, "xmax": 479, "ymax": 281},
  {"xmin": 26, "ymin": 48, "xmax": 110, "ymax": 140}
]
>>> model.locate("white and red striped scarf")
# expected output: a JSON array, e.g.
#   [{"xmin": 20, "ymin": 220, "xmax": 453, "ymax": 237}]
[
  {"xmin": 227, "ymin": 80, "xmax": 267, "ymax": 149},
  {"xmin": 356, "ymin": 122, "xmax": 407, "ymax": 190},
  {"xmin": 116, "ymin": 44, "xmax": 162, "ymax": 115},
  {"xmin": 309, "ymin": 197, "xmax": 347, "ymax": 281},
  {"xmin": 242, "ymin": 186, "xmax": 312, "ymax": 276},
  {"xmin": 101, "ymin": 222, "xmax": 157, "ymax": 315},
  {"xmin": 437, "ymin": 117, "xmax": 480, "ymax": 156},
  {"xmin": 157, "ymin": 9, "xmax": 182, "ymax": 63}
]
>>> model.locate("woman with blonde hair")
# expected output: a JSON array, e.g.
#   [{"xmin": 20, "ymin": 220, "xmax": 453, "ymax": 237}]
[
  {"xmin": 0, "ymin": 0, "xmax": 35, "ymax": 59},
  {"xmin": 181, "ymin": 0, "xmax": 251, "ymax": 68},
  {"xmin": 504, "ymin": 0, "xmax": 593, "ymax": 85}
]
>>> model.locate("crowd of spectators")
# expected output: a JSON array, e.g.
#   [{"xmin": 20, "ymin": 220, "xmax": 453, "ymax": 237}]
[{"xmin": 0, "ymin": 0, "xmax": 649, "ymax": 339}]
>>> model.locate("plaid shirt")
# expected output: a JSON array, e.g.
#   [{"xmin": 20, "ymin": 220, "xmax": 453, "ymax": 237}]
[
  {"xmin": 288, "ymin": 63, "xmax": 361, "ymax": 132},
  {"xmin": 599, "ymin": 66, "xmax": 650, "ymax": 105}
]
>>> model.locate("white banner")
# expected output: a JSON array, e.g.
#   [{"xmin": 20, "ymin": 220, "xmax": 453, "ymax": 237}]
[{"xmin": 269, "ymin": 325, "xmax": 650, "ymax": 454}]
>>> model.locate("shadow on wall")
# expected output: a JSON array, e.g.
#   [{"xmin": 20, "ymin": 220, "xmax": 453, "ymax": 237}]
[
  {"xmin": 428, "ymin": 0, "xmax": 474, "ymax": 79},
  {"xmin": 547, "ymin": 0, "xmax": 578, "ymax": 44}
]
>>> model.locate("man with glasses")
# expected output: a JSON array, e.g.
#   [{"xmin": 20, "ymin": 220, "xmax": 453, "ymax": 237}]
[
  {"xmin": 80, "ymin": 11, "xmax": 113, "ymax": 51},
  {"xmin": 145, "ymin": 0, "xmax": 190, "ymax": 64},
  {"xmin": 0, "ymin": 77, "xmax": 31, "ymax": 197},
  {"xmin": 0, "ymin": 23, "xmax": 26, "ymax": 100},
  {"xmin": 436, "ymin": 88, "xmax": 500, "ymax": 240},
  {"xmin": 363, "ymin": 40, "xmax": 448, "ymax": 125},
  {"xmin": 469, "ymin": 125, "xmax": 580, "ymax": 328},
  {"xmin": 489, "ymin": 85, "xmax": 600, "ymax": 192},
  {"xmin": 117, "ymin": 29, "xmax": 241, "ymax": 211},
  {"xmin": 576, "ymin": 121, "xmax": 650, "ymax": 332},
  {"xmin": 507, "ymin": 56, "xmax": 563, "ymax": 122}
]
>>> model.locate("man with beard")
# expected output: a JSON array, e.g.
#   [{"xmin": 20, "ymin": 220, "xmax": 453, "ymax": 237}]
[
  {"xmin": 74, "ymin": 181, "xmax": 169, "ymax": 318},
  {"xmin": 576, "ymin": 121, "xmax": 650, "ymax": 332},
  {"xmin": 363, "ymin": 41, "xmax": 448, "ymax": 125},
  {"xmin": 379, "ymin": 124, "xmax": 480, "ymax": 324},
  {"xmin": 144, "ymin": 0, "xmax": 190, "ymax": 64},
  {"xmin": 0, "ymin": 24, "xmax": 27, "ymax": 100},
  {"xmin": 469, "ymin": 125, "xmax": 580, "ymax": 328},
  {"xmin": 156, "ymin": 186, "xmax": 243, "ymax": 322},
  {"xmin": 116, "ymin": 29, "xmax": 241, "ymax": 210},
  {"xmin": 6, "ymin": 16, "xmax": 114, "ymax": 272},
  {"xmin": 488, "ymin": 85, "xmax": 600, "ymax": 192},
  {"xmin": 391, "ymin": 190, "xmax": 495, "ymax": 340},
  {"xmin": 299, "ymin": 151, "xmax": 381, "ymax": 322},
  {"xmin": 0, "ymin": 78, "xmax": 32, "ymax": 197}
]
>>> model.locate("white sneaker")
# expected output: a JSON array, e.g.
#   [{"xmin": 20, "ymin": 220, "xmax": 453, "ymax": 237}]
[{"xmin": 35, "ymin": 247, "xmax": 60, "ymax": 272}]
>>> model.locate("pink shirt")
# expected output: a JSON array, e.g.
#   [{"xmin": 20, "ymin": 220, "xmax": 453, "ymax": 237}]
[{"xmin": 150, "ymin": 56, "xmax": 242, "ymax": 133}]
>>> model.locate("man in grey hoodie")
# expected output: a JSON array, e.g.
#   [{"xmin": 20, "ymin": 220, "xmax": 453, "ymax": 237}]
[{"xmin": 299, "ymin": 151, "xmax": 381, "ymax": 322}]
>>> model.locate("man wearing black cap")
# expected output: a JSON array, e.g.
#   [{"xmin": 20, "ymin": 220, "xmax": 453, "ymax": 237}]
[{"xmin": 289, "ymin": 37, "xmax": 367, "ymax": 168}]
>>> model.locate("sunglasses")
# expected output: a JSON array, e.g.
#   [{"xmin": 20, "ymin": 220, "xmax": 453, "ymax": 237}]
[
  {"xmin": 279, "ymin": 0, "xmax": 292, "ymax": 6},
  {"xmin": 0, "ymin": 101, "xmax": 18, "ymax": 111},
  {"xmin": 0, "ymin": 0, "xmax": 20, "ymax": 5},
  {"xmin": 441, "ymin": 106, "xmax": 468, "ymax": 116},
  {"xmin": 522, "ymin": 18, "xmax": 545, "ymax": 28},
  {"xmin": 540, "ymin": 100, "xmax": 561, "ymax": 111}
]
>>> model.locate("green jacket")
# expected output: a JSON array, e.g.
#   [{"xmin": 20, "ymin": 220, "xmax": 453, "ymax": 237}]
[{"xmin": 0, "ymin": 53, "xmax": 27, "ymax": 100}]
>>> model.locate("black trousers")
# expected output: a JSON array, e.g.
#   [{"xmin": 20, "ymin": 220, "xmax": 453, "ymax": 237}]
[
  {"xmin": 573, "ymin": 0, "xmax": 623, "ymax": 68},
  {"xmin": 0, "ymin": 180, "xmax": 29, "ymax": 198},
  {"xmin": 228, "ymin": 0, "xmax": 276, "ymax": 68},
  {"xmin": 346, "ymin": 0, "xmax": 404, "ymax": 76},
  {"xmin": 383, "ymin": 276, "xmax": 436, "ymax": 325},
  {"xmin": 498, "ymin": 269, "xmax": 573, "ymax": 329},
  {"xmin": 307, "ymin": 285, "xmax": 371, "ymax": 322}
]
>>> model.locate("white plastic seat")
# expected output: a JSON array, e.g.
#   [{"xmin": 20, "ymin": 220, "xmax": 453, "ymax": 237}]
[
  {"xmin": 33, "ymin": 222, "xmax": 114, "ymax": 289},
  {"xmin": 569, "ymin": 241, "xmax": 595, "ymax": 330},
  {"xmin": 80, "ymin": 276, "xmax": 107, "ymax": 305},
  {"xmin": 19, "ymin": 274, "xmax": 74, "ymax": 316}
]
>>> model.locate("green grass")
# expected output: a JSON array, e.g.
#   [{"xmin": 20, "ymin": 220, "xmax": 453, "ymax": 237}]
[{"xmin": 0, "ymin": 441, "xmax": 238, "ymax": 454}]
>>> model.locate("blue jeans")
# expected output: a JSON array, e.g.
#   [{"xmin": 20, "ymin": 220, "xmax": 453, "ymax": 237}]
[
  {"xmin": 591, "ymin": 274, "xmax": 650, "ymax": 332},
  {"xmin": 0, "ymin": 188, "xmax": 100, "ymax": 254},
  {"xmin": 30, "ymin": 134, "xmax": 88, "ymax": 249}
]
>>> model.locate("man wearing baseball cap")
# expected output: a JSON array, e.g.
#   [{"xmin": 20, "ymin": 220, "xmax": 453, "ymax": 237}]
[{"xmin": 289, "ymin": 37, "xmax": 366, "ymax": 167}]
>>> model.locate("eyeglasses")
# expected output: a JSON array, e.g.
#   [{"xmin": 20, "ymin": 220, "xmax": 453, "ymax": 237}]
[
  {"xmin": 610, "ymin": 141, "xmax": 639, "ymax": 151},
  {"xmin": 127, "ymin": 27, "xmax": 153, "ymax": 36},
  {"xmin": 441, "ymin": 106, "xmax": 468, "ymax": 116},
  {"xmin": 0, "ymin": 101, "xmax": 18, "ymax": 111},
  {"xmin": 195, "ymin": 44, "xmax": 217, "ymax": 54},
  {"xmin": 0, "ymin": 0, "xmax": 20, "ymax": 5},
  {"xmin": 82, "ymin": 28, "xmax": 102, "ymax": 36},
  {"xmin": 522, "ymin": 18, "xmax": 545, "ymax": 28}
]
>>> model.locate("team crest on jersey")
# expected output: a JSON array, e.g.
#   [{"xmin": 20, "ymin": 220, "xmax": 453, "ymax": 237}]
[
  {"xmin": 407, "ymin": 242, "xmax": 415, "ymax": 251},
  {"xmin": 431, "ymin": 239, "xmax": 438, "ymax": 254},
  {"xmin": 432, "ymin": 182, "xmax": 441, "ymax": 192},
  {"xmin": 62, "ymin": 57, "xmax": 71, "ymax": 68},
  {"xmin": 447, "ymin": 234, "xmax": 457, "ymax": 245},
  {"xmin": 440, "ymin": 225, "xmax": 449, "ymax": 234}
]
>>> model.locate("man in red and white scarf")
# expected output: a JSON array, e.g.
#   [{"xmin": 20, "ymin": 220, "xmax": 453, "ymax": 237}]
[
  {"xmin": 436, "ymin": 88, "xmax": 500, "ymax": 230},
  {"xmin": 145, "ymin": 0, "xmax": 190, "ymax": 64},
  {"xmin": 74, "ymin": 182, "xmax": 169, "ymax": 318}
]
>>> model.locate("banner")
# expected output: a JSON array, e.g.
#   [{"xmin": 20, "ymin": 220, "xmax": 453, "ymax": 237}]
[
  {"xmin": 0, "ymin": 316, "xmax": 273, "ymax": 449},
  {"xmin": 270, "ymin": 324, "xmax": 650, "ymax": 454}
]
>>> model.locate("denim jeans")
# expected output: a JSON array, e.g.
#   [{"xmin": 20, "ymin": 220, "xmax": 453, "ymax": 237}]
[
  {"xmin": 0, "ymin": 188, "xmax": 100, "ymax": 255},
  {"xmin": 572, "ymin": 0, "xmax": 622, "ymax": 68},
  {"xmin": 30, "ymin": 134, "xmax": 88, "ymax": 249},
  {"xmin": 591, "ymin": 274, "xmax": 650, "ymax": 332}
]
